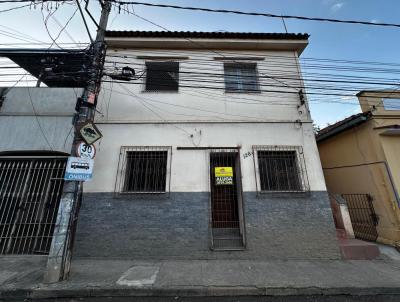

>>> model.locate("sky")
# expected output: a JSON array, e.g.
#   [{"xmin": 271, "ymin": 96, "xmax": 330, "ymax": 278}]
[{"xmin": 0, "ymin": 0, "xmax": 400, "ymax": 128}]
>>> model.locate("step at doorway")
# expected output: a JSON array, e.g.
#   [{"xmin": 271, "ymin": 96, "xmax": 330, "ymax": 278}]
[{"xmin": 209, "ymin": 149, "xmax": 245, "ymax": 250}]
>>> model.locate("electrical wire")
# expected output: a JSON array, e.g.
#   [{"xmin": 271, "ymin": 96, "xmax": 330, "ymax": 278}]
[
  {"xmin": 105, "ymin": 7, "xmax": 400, "ymax": 103},
  {"xmin": 51, "ymin": 14, "xmax": 80, "ymax": 47},
  {"xmin": 116, "ymin": 82, "xmax": 194, "ymax": 135},
  {"xmin": 107, "ymin": 83, "xmax": 270, "ymax": 121},
  {"xmin": 26, "ymin": 83, "xmax": 54, "ymax": 150},
  {"xmin": 113, "ymin": 1, "xmax": 400, "ymax": 29},
  {"xmin": 103, "ymin": 51, "xmax": 400, "ymax": 100},
  {"xmin": 0, "ymin": 4, "xmax": 31, "ymax": 14},
  {"xmin": 107, "ymin": 49, "xmax": 400, "ymax": 69},
  {"xmin": 116, "ymin": 6, "xmax": 299, "ymax": 91},
  {"xmin": 105, "ymin": 54, "xmax": 400, "ymax": 75},
  {"xmin": 0, "ymin": 0, "xmax": 73, "ymax": 3},
  {"xmin": 101, "ymin": 79, "xmax": 400, "ymax": 105},
  {"xmin": 103, "ymin": 63, "xmax": 400, "ymax": 88}
]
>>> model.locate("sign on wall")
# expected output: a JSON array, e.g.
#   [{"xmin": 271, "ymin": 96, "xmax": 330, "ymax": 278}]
[
  {"xmin": 215, "ymin": 167, "xmax": 233, "ymax": 185},
  {"xmin": 64, "ymin": 156, "xmax": 94, "ymax": 181}
]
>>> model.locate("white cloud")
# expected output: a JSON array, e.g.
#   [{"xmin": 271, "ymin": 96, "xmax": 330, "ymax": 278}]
[
  {"xmin": 331, "ymin": 2, "xmax": 344, "ymax": 12},
  {"xmin": 340, "ymin": 96, "xmax": 355, "ymax": 100}
]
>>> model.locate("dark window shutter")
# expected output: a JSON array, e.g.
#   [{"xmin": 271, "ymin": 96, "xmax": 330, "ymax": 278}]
[{"xmin": 145, "ymin": 62, "xmax": 179, "ymax": 91}]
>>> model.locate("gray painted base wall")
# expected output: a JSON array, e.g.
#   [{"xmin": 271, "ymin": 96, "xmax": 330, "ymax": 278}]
[{"xmin": 73, "ymin": 191, "xmax": 341, "ymax": 260}]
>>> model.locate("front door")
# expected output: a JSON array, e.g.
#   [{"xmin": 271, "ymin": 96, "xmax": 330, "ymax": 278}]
[{"xmin": 210, "ymin": 150, "xmax": 244, "ymax": 249}]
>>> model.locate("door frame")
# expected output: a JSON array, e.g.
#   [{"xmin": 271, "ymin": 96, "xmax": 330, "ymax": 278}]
[{"xmin": 207, "ymin": 148, "xmax": 246, "ymax": 250}]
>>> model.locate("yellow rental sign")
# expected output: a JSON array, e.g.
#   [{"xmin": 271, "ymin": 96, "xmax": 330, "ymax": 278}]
[{"xmin": 215, "ymin": 167, "xmax": 233, "ymax": 177}]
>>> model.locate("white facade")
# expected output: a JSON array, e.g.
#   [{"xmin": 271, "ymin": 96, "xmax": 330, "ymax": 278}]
[
  {"xmin": 0, "ymin": 87, "xmax": 81, "ymax": 153},
  {"xmin": 85, "ymin": 36, "xmax": 326, "ymax": 194},
  {"xmin": 0, "ymin": 34, "xmax": 340, "ymax": 260}
]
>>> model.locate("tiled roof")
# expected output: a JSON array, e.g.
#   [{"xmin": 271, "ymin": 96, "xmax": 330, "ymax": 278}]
[
  {"xmin": 105, "ymin": 31, "xmax": 309, "ymax": 40},
  {"xmin": 316, "ymin": 112, "xmax": 372, "ymax": 142}
]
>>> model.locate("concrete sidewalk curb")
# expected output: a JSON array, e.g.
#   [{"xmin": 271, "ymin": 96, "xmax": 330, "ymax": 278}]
[{"xmin": 2, "ymin": 285, "xmax": 400, "ymax": 300}]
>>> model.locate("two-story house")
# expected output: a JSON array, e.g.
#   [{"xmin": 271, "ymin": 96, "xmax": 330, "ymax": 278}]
[{"xmin": 71, "ymin": 31, "xmax": 340, "ymax": 260}]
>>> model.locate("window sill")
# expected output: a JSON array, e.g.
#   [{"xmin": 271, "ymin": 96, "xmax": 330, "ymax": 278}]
[
  {"xmin": 224, "ymin": 91, "xmax": 261, "ymax": 94},
  {"xmin": 119, "ymin": 191, "xmax": 167, "ymax": 194},
  {"xmin": 256, "ymin": 190, "xmax": 311, "ymax": 198},
  {"xmin": 142, "ymin": 90, "xmax": 179, "ymax": 94},
  {"xmin": 115, "ymin": 191, "xmax": 170, "ymax": 200},
  {"xmin": 259, "ymin": 190, "xmax": 306, "ymax": 193}
]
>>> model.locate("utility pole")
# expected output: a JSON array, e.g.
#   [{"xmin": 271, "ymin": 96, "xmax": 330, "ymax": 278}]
[{"xmin": 45, "ymin": 0, "xmax": 112, "ymax": 283}]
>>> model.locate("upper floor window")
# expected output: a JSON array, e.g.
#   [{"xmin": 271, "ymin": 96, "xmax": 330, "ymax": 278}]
[
  {"xmin": 224, "ymin": 63, "xmax": 259, "ymax": 93},
  {"xmin": 145, "ymin": 61, "xmax": 179, "ymax": 92},
  {"xmin": 383, "ymin": 98, "xmax": 400, "ymax": 111}
]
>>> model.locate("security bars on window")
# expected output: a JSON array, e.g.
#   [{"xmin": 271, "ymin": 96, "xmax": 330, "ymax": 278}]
[
  {"xmin": 115, "ymin": 146, "xmax": 172, "ymax": 194},
  {"xmin": 253, "ymin": 146, "xmax": 309, "ymax": 193},
  {"xmin": 224, "ymin": 63, "xmax": 259, "ymax": 93},
  {"xmin": 145, "ymin": 62, "xmax": 179, "ymax": 92}
]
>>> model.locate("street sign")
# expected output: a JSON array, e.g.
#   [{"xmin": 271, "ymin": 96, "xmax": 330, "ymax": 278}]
[
  {"xmin": 76, "ymin": 141, "xmax": 96, "ymax": 159},
  {"xmin": 79, "ymin": 122, "xmax": 102, "ymax": 145},
  {"xmin": 64, "ymin": 156, "xmax": 94, "ymax": 181},
  {"xmin": 215, "ymin": 167, "xmax": 233, "ymax": 185}
]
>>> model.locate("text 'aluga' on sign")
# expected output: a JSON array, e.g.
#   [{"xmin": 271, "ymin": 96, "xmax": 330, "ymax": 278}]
[{"xmin": 215, "ymin": 167, "xmax": 233, "ymax": 185}]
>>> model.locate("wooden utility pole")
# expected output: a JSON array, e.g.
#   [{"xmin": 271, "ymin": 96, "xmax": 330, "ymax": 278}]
[{"xmin": 45, "ymin": 0, "xmax": 112, "ymax": 283}]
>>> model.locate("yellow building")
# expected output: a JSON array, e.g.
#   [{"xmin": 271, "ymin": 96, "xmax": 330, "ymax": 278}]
[{"xmin": 317, "ymin": 91, "xmax": 400, "ymax": 247}]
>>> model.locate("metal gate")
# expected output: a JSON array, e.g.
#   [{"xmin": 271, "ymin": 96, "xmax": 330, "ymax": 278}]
[
  {"xmin": 209, "ymin": 149, "xmax": 245, "ymax": 250},
  {"xmin": 0, "ymin": 156, "xmax": 67, "ymax": 254},
  {"xmin": 342, "ymin": 193, "xmax": 379, "ymax": 242}
]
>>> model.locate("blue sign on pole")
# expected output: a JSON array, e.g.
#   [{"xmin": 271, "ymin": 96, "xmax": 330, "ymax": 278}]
[{"xmin": 64, "ymin": 156, "xmax": 94, "ymax": 181}]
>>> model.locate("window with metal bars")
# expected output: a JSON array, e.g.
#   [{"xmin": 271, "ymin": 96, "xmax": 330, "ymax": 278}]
[
  {"xmin": 115, "ymin": 146, "xmax": 171, "ymax": 194},
  {"xmin": 253, "ymin": 146, "xmax": 309, "ymax": 193},
  {"xmin": 145, "ymin": 61, "xmax": 179, "ymax": 92},
  {"xmin": 224, "ymin": 63, "xmax": 259, "ymax": 93}
]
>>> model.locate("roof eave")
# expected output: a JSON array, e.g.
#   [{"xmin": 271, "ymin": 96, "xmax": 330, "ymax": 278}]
[
  {"xmin": 316, "ymin": 115, "xmax": 369, "ymax": 143},
  {"xmin": 105, "ymin": 37, "xmax": 309, "ymax": 54}
]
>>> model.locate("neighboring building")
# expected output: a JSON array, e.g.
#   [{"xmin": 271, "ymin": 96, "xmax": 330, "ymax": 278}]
[
  {"xmin": 317, "ymin": 91, "xmax": 400, "ymax": 247},
  {"xmin": 0, "ymin": 49, "xmax": 87, "ymax": 259},
  {"xmin": 71, "ymin": 31, "xmax": 340, "ymax": 260},
  {"xmin": 0, "ymin": 86, "xmax": 81, "ymax": 255}
]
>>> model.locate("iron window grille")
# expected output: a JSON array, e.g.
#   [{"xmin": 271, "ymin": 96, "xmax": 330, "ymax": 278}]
[
  {"xmin": 0, "ymin": 156, "xmax": 67, "ymax": 255},
  {"xmin": 115, "ymin": 146, "xmax": 172, "ymax": 195},
  {"xmin": 224, "ymin": 63, "xmax": 259, "ymax": 93},
  {"xmin": 253, "ymin": 146, "xmax": 309, "ymax": 193},
  {"xmin": 145, "ymin": 61, "xmax": 179, "ymax": 92}
]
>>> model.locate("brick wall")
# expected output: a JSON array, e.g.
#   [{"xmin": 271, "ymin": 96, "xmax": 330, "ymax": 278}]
[{"xmin": 73, "ymin": 191, "xmax": 340, "ymax": 259}]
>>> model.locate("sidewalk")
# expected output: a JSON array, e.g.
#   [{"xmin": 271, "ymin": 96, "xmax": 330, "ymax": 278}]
[{"xmin": 1, "ymin": 257, "xmax": 400, "ymax": 301}]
